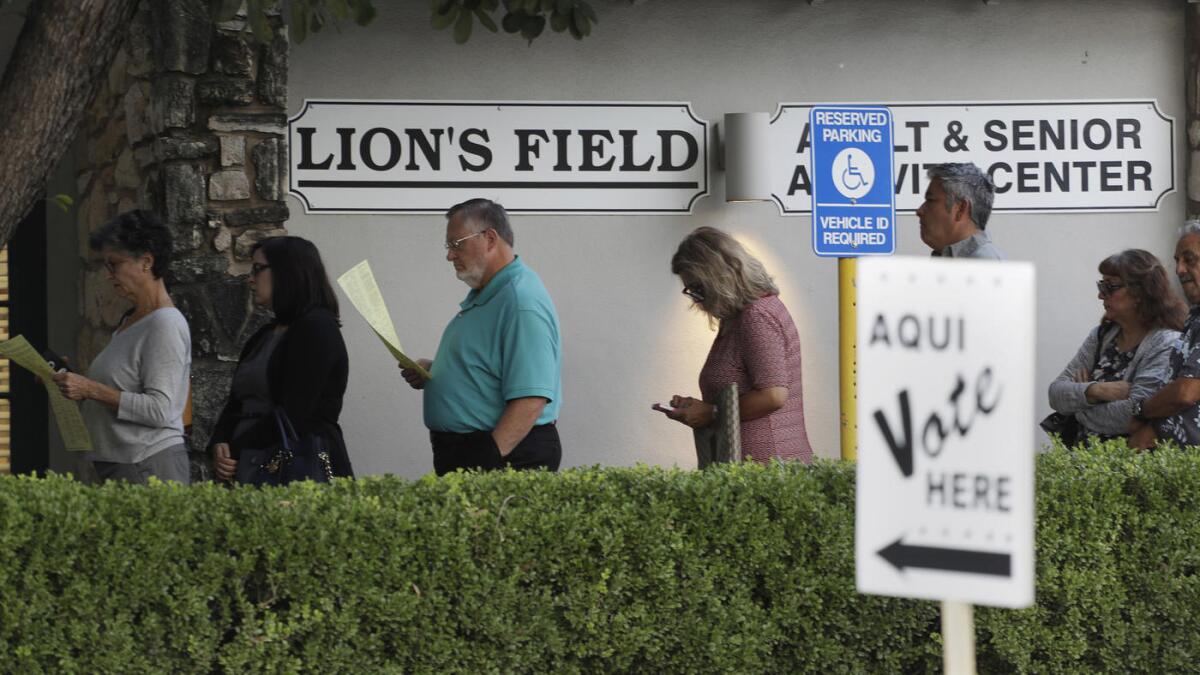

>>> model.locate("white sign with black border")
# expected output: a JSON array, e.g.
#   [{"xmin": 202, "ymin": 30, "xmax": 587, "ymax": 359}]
[
  {"xmin": 771, "ymin": 100, "xmax": 1174, "ymax": 215},
  {"xmin": 288, "ymin": 100, "xmax": 709, "ymax": 215},
  {"xmin": 855, "ymin": 256, "xmax": 1035, "ymax": 608}
]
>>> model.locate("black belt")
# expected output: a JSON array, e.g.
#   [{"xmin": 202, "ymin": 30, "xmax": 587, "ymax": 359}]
[{"xmin": 431, "ymin": 421, "xmax": 556, "ymax": 441}]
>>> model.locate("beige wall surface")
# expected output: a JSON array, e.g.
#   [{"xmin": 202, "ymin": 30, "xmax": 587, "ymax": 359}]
[{"xmin": 290, "ymin": 0, "xmax": 1180, "ymax": 476}]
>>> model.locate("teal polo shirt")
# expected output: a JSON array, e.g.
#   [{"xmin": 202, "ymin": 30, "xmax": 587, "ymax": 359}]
[{"xmin": 423, "ymin": 257, "xmax": 562, "ymax": 433}]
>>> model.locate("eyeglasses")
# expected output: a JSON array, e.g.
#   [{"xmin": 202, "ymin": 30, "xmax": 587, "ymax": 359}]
[
  {"xmin": 682, "ymin": 284, "xmax": 705, "ymax": 302},
  {"xmin": 444, "ymin": 230, "xmax": 486, "ymax": 251},
  {"xmin": 251, "ymin": 263, "xmax": 271, "ymax": 276},
  {"xmin": 103, "ymin": 257, "xmax": 132, "ymax": 274},
  {"xmin": 1096, "ymin": 279, "xmax": 1126, "ymax": 297}
]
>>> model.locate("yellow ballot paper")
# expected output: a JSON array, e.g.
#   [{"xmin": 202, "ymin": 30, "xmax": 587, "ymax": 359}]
[
  {"xmin": 337, "ymin": 261, "xmax": 432, "ymax": 380},
  {"xmin": 0, "ymin": 336, "xmax": 93, "ymax": 451}
]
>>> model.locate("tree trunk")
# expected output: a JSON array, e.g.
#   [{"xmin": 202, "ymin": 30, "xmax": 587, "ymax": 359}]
[{"xmin": 0, "ymin": 0, "xmax": 140, "ymax": 247}]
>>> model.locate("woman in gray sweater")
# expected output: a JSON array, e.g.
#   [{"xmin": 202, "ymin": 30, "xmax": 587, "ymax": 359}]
[
  {"xmin": 1048, "ymin": 249, "xmax": 1186, "ymax": 441},
  {"xmin": 53, "ymin": 211, "xmax": 191, "ymax": 484}
]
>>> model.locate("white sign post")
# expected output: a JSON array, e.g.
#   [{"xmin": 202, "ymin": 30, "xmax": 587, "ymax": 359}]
[
  {"xmin": 855, "ymin": 257, "xmax": 1036, "ymax": 672},
  {"xmin": 288, "ymin": 100, "xmax": 709, "ymax": 215}
]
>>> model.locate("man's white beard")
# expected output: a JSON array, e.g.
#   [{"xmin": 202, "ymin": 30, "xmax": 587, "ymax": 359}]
[{"xmin": 457, "ymin": 264, "xmax": 484, "ymax": 289}]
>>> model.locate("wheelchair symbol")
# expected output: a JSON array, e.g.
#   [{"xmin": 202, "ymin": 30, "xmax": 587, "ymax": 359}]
[
  {"xmin": 832, "ymin": 148, "xmax": 875, "ymax": 200},
  {"xmin": 842, "ymin": 155, "xmax": 869, "ymax": 191}
]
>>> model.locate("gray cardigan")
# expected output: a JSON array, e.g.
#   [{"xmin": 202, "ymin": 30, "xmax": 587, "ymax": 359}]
[{"xmin": 1048, "ymin": 324, "xmax": 1179, "ymax": 436}]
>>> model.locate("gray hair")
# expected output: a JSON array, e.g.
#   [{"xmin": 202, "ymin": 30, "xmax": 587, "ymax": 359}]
[
  {"xmin": 446, "ymin": 198, "xmax": 514, "ymax": 246},
  {"xmin": 88, "ymin": 210, "xmax": 173, "ymax": 279},
  {"xmin": 927, "ymin": 163, "xmax": 995, "ymax": 230},
  {"xmin": 1181, "ymin": 219, "xmax": 1200, "ymax": 239}
]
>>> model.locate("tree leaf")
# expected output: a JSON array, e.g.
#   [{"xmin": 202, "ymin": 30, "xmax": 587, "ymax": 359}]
[
  {"xmin": 549, "ymin": 10, "xmax": 567, "ymax": 32},
  {"xmin": 437, "ymin": 0, "xmax": 457, "ymax": 14},
  {"xmin": 539, "ymin": 0, "xmax": 553, "ymax": 13},
  {"xmin": 50, "ymin": 194, "xmax": 73, "ymax": 213},
  {"xmin": 555, "ymin": 0, "xmax": 571, "ymax": 14},
  {"xmin": 330, "ymin": 0, "xmax": 351, "ymax": 20},
  {"xmin": 571, "ymin": 6, "xmax": 590, "ymax": 37},
  {"xmin": 464, "ymin": 0, "xmax": 481, "ymax": 10},
  {"xmin": 520, "ymin": 13, "xmax": 545, "ymax": 42},
  {"xmin": 352, "ymin": 0, "xmax": 377, "ymax": 26},
  {"xmin": 579, "ymin": 0, "xmax": 597, "ymax": 23},
  {"xmin": 453, "ymin": 7, "xmax": 473, "ymax": 43},
  {"xmin": 501, "ymin": 11, "xmax": 523, "ymax": 33},
  {"xmin": 249, "ymin": 8, "xmax": 274, "ymax": 42},
  {"xmin": 432, "ymin": 4, "xmax": 458, "ymax": 29},
  {"xmin": 474, "ymin": 8, "xmax": 498, "ymax": 32},
  {"xmin": 291, "ymin": 3, "xmax": 309, "ymax": 42}
]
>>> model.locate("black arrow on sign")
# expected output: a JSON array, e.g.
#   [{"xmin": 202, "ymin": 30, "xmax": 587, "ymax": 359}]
[{"xmin": 877, "ymin": 538, "xmax": 1011, "ymax": 577}]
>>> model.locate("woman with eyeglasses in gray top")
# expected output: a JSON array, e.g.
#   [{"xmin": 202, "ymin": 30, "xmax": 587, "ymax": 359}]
[
  {"xmin": 1048, "ymin": 249, "xmax": 1186, "ymax": 443},
  {"xmin": 53, "ymin": 210, "xmax": 191, "ymax": 484}
]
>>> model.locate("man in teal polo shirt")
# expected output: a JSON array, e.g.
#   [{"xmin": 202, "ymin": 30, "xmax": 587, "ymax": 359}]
[{"xmin": 401, "ymin": 198, "xmax": 563, "ymax": 475}]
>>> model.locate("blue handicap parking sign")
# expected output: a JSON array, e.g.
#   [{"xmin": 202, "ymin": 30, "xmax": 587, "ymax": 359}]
[{"xmin": 809, "ymin": 106, "xmax": 895, "ymax": 257}]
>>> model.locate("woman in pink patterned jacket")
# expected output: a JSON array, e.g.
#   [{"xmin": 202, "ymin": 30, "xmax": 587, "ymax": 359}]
[{"xmin": 661, "ymin": 227, "xmax": 814, "ymax": 465}]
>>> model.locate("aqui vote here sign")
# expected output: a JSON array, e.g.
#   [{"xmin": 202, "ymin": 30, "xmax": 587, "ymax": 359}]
[
  {"xmin": 808, "ymin": 106, "xmax": 896, "ymax": 257},
  {"xmin": 855, "ymin": 257, "xmax": 1035, "ymax": 608}
]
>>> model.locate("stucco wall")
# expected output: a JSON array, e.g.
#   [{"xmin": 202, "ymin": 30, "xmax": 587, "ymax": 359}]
[{"xmin": 286, "ymin": 0, "xmax": 1183, "ymax": 477}]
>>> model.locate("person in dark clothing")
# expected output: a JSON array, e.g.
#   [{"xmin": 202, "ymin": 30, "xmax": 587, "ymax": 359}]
[{"xmin": 209, "ymin": 236, "xmax": 353, "ymax": 481}]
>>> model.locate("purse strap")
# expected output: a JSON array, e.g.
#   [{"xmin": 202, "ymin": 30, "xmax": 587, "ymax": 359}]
[
  {"xmin": 273, "ymin": 407, "xmax": 299, "ymax": 452},
  {"xmin": 1092, "ymin": 321, "xmax": 1117, "ymax": 373},
  {"xmin": 270, "ymin": 406, "xmax": 335, "ymax": 481}
]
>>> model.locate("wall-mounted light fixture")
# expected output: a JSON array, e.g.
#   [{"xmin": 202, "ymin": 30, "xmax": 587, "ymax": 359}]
[{"xmin": 722, "ymin": 112, "xmax": 771, "ymax": 203}]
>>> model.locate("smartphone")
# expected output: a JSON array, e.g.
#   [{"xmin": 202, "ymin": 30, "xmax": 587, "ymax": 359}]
[
  {"xmin": 41, "ymin": 349, "xmax": 72, "ymax": 373},
  {"xmin": 652, "ymin": 403, "xmax": 676, "ymax": 414}
]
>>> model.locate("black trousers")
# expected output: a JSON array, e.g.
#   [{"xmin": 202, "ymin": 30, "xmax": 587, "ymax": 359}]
[{"xmin": 430, "ymin": 423, "xmax": 561, "ymax": 476}]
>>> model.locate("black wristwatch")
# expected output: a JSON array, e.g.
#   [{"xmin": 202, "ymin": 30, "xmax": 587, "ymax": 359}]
[{"xmin": 1131, "ymin": 398, "xmax": 1148, "ymax": 422}]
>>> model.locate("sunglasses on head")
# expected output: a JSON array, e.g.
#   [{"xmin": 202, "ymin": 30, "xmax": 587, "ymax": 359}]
[{"xmin": 682, "ymin": 283, "xmax": 705, "ymax": 302}]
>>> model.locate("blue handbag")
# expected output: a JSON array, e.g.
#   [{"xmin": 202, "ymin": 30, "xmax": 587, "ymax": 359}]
[{"xmin": 236, "ymin": 408, "xmax": 334, "ymax": 486}]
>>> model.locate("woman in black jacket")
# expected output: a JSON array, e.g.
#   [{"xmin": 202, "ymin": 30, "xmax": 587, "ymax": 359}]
[{"xmin": 209, "ymin": 236, "xmax": 353, "ymax": 481}]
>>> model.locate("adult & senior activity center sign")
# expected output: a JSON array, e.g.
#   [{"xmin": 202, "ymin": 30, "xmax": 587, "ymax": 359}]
[{"xmin": 770, "ymin": 100, "xmax": 1174, "ymax": 214}]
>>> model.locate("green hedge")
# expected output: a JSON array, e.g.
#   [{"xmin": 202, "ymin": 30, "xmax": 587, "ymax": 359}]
[{"xmin": 0, "ymin": 441, "xmax": 1197, "ymax": 673}]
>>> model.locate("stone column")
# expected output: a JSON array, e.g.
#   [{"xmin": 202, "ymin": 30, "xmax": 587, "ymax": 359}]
[{"xmin": 75, "ymin": 0, "xmax": 290, "ymax": 481}]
